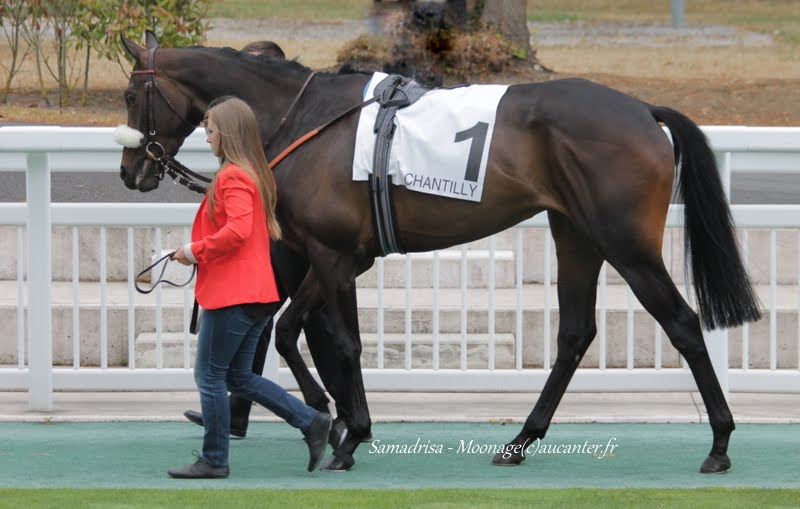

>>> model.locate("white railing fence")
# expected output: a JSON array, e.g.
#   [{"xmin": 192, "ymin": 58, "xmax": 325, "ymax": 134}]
[{"xmin": 1, "ymin": 126, "xmax": 800, "ymax": 411}]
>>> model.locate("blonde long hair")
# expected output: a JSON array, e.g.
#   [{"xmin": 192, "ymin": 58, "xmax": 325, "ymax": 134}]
[{"xmin": 204, "ymin": 96, "xmax": 282, "ymax": 239}]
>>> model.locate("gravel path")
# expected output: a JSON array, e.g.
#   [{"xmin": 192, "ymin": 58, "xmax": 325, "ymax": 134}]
[
  {"xmin": 529, "ymin": 21, "xmax": 773, "ymax": 47},
  {"xmin": 207, "ymin": 18, "xmax": 774, "ymax": 47},
  {"xmin": 207, "ymin": 18, "xmax": 369, "ymax": 42}
]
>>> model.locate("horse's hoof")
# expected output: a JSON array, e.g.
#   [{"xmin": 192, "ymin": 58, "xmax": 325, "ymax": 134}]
[
  {"xmin": 700, "ymin": 454, "xmax": 731, "ymax": 474},
  {"xmin": 328, "ymin": 420, "xmax": 347, "ymax": 449},
  {"xmin": 492, "ymin": 450, "xmax": 525, "ymax": 466},
  {"xmin": 320, "ymin": 454, "xmax": 354, "ymax": 472}
]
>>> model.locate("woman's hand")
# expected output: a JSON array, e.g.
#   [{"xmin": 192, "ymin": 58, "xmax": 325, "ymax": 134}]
[{"xmin": 171, "ymin": 246, "xmax": 193, "ymax": 266}]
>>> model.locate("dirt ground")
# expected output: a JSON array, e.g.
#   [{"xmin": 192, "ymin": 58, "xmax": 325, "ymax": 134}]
[
  {"xmin": 2, "ymin": 71, "xmax": 797, "ymax": 128},
  {"xmin": 617, "ymin": 76, "xmax": 799, "ymax": 126},
  {"xmin": 499, "ymin": 71, "xmax": 800, "ymax": 127},
  {"xmin": 1, "ymin": 19, "xmax": 798, "ymax": 127}
]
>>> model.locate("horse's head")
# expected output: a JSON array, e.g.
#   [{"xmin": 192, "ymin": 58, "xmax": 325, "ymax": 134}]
[{"xmin": 116, "ymin": 31, "xmax": 201, "ymax": 192}]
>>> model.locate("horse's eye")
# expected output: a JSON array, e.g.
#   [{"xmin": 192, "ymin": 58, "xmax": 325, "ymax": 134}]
[{"xmin": 125, "ymin": 94, "xmax": 136, "ymax": 106}]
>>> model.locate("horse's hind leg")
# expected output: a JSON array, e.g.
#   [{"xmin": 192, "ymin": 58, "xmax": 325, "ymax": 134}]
[
  {"xmin": 494, "ymin": 212, "xmax": 603, "ymax": 465},
  {"xmin": 609, "ymin": 247, "xmax": 734, "ymax": 473},
  {"xmin": 273, "ymin": 268, "xmax": 331, "ymax": 418}
]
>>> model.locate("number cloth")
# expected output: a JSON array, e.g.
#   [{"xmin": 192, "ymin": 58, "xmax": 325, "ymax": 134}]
[{"xmin": 352, "ymin": 72, "xmax": 508, "ymax": 203}]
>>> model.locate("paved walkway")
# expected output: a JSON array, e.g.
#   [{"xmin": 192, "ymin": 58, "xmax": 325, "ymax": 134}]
[
  {"xmin": 2, "ymin": 421, "xmax": 799, "ymax": 488},
  {"xmin": 2, "ymin": 391, "xmax": 800, "ymax": 424},
  {"xmin": 3, "ymin": 391, "xmax": 799, "ymax": 489}
]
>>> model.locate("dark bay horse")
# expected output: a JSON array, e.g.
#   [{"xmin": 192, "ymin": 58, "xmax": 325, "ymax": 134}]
[{"xmin": 118, "ymin": 33, "xmax": 760, "ymax": 473}]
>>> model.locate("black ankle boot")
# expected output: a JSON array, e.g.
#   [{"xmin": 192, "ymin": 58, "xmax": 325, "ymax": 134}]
[{"xmin": 183, "ymin": 410, "xmax": 247, "ymax": 438}]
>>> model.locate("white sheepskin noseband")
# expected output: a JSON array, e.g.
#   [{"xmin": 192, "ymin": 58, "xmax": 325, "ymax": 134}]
[{"xmin": 114, "ymin": 125, "xmax": 145, "ymax": 148}]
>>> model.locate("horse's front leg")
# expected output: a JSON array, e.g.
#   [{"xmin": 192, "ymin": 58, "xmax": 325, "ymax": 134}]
[
  {"xmin": 321, "ymin": 257, "xmax": 376, "ymax": 447},
  {"xmin": 303, "ymin": 243, "xmax": 371, "ymax": 472},
  {"xmin": 272, "ymin": 242, "xmax": 375, "ymax": 448},
  {"xmin": 273, "ymin": 267, "xmax": 330, "ymax": 418}
]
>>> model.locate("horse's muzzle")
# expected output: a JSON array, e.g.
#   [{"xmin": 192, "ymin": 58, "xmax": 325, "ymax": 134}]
[
  {"xmin": 120, "ymin": 165, "xmax": 137, "ymax": 190},
  {"xmin": 134, "ymin": 159, "xmax": 160, "ymax": 192},
  {"xmin": 120, "ymin": 157, "xmax": 159, "ymax": 192}
]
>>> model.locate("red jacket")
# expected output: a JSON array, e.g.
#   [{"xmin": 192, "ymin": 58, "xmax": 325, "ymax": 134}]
[{"xmin": 187, "ymin": 163, "xmax": 279, "ymax": 309}]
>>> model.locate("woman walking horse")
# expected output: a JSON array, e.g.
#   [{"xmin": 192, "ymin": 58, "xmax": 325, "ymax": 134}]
[{"xmin": 117, "ymin": 33, "xmax": 760, "ymax": 473}]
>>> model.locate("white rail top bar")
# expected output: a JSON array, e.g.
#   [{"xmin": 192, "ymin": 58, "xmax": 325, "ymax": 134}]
[{"xmin": 1, "ymin": 126, "xmax": 799, "ymax": 157}]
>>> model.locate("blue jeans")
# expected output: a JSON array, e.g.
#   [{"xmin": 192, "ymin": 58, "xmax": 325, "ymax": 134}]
[{"xmin": 194, "ymin": 304, "xmax": 319, "ymax": 467}]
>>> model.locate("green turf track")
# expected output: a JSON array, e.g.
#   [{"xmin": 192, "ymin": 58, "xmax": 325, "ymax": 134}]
[
  {"xmin": 1, "ymin": 488, "xmax": 800, "ymax": 509},
  {"xmin": 1, "ymin": 422, "xmax": 798, "ymax": 489}
]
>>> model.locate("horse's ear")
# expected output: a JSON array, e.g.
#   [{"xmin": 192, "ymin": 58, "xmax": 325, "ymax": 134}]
[
  {"xmin": 145, "ymin": 30, "xmax": 159, "ymax": 50},
  {"xmin": 121, "ymin": 34, "xmax": 145, "ymax": 63}
]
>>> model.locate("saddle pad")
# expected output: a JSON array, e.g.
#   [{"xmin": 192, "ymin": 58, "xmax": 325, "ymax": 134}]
[{"xmin": 353, "ymin": 72, "xmax": 509, "ymax": 202}]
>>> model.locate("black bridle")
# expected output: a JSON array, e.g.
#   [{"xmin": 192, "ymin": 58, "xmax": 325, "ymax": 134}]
[
  {"xmin": 129, "ymin": 48, "xmax": 379, "ymax": 192},
  {"xmin": 130, "ymin": 47, "xmax": 211, "ymax": 194}
]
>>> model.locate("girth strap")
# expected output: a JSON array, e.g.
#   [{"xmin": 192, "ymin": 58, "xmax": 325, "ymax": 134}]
[{"xmin": 370, "ymin": 76, "xmax": 421, "ymax": 256}]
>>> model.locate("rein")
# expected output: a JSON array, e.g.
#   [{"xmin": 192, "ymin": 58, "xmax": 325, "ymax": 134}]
[
  {"xmin": 161, "ymin": 156, "xmax": 211, "ymax": 194},
  {"xmin": 134, "ymin": 251, "xmax": 202, "ymax": 334},
  {"xmin": 134, "ymin": 251, "xmax": 196, "ymax": 294},
  {"xmin": 268, "ymin": 94, "xmax": 379, "ymax": 170}
]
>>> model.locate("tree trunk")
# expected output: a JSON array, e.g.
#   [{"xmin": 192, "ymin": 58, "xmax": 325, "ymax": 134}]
[
  {"xmin": 81, "ymin": 45, "xmax": 90, "ymax": 107},
  {"xmin": 58, "ymin": 28, "xmax": 69, "ymax": 107},
  {"xmin": 1, "ymin": 45, "xmax": 19, "ymax": 103},
  {"xmin": 1, "ymin": 15, "xmax": 26, "ymax": 103},
  {"xmin": 34, "ymin": 44, "xmax": 51, "ymax": 106},
  {"xmin": 478, "ymin": 0, "xmax": 532, "ymax": 58},
  {"xmin": 355, "ymin": 0, "xmax": 543, "ymax": 84}
]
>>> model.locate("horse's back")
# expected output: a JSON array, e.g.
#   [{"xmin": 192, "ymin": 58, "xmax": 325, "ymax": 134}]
[{"xmin": 504, "ymin": 78, "xmax": 665, "ymax": 141}]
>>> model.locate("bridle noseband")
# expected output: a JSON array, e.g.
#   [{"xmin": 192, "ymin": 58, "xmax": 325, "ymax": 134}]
[{"xmin": 130, "ymin": 47, "xmax": 211, "ymax": 194}]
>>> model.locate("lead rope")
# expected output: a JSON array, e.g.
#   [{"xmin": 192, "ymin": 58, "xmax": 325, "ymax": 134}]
[
  {"xmin": 134, "ymin": 251, "xmax": 202, "ymax": 334},
  {"xmin": 134, "ymin": 251, "xmax": 196, "ymax": 295}
]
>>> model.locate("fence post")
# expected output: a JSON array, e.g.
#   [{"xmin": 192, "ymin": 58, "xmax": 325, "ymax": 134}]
[
  {"xmin": 705, "ymin": 151, "xmax": 732, "ymax": 400},
  {"xmin": 26, "ymin": 152, "xmax": 53, "ymax": 411},
  {"xmin": 705, "ymin": 329, "xmax": 729, "ymax": 399},
  {"xmin": 265, "ymin": 313, "xmax": 280, "ymax": 383}
]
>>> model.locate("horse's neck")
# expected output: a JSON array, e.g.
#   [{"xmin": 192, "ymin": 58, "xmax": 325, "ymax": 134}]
[{"xmin": 165, "ymin": 49, "xmax": 307, "ymax": 128}]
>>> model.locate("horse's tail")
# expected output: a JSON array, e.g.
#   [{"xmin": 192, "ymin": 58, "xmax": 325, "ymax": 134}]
[{"xmin": 650, "ymin": 105, "xmax": 761, "ymax": 330}]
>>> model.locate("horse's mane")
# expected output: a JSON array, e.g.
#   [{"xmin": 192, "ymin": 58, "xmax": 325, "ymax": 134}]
[
  {"xmin": 187, "ymin": 45, "xmax": 343, "ymax": 77},
  {"xmin": 336, "ymin": 63, "xmax": 372, "ymax": 76}
]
